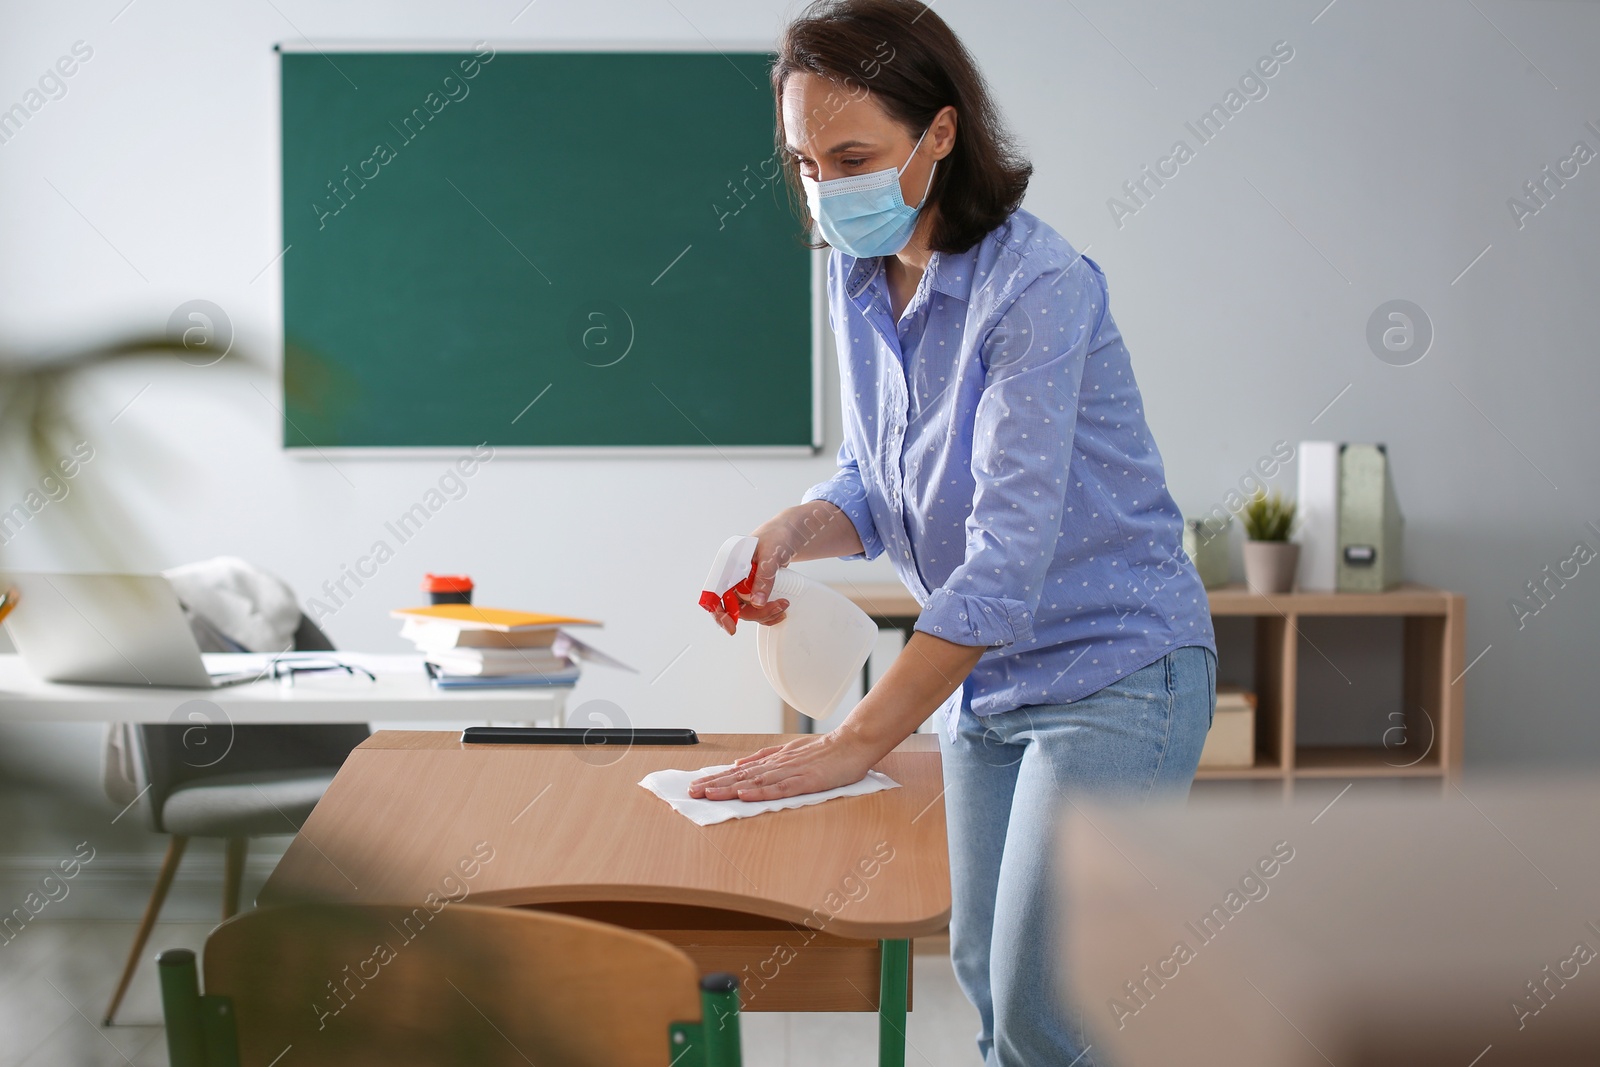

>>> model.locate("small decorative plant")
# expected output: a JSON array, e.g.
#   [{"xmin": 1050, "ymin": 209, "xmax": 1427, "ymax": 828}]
[{"xmin": 1240, "ymin": 490, "xmax": 1296, "ymax": 542}]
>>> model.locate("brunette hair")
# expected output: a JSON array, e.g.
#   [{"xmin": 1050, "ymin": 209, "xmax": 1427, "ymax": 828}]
[{"xmin": 771, "ymin": 0, "xmax": 1032, "ymax": 254}]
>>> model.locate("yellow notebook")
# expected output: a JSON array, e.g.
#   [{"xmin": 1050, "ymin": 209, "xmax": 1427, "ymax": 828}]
[{"xmin": 390, "ymin": 605, "xmax": 600, "ymax": 632}]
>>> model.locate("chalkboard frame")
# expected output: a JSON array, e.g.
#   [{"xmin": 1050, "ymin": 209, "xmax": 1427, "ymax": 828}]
[{"xmin": 275, "ymin": 40, "xmax": 824, "ymax": 457}]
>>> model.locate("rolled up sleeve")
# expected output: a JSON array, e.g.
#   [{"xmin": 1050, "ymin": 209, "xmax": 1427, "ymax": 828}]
[
  {"xmin": 914, "ymin": 263, "xmax": 1100, "ymax": 648},
  {"xmin": 801, "ymin": 435, "xmax": 884, "ymax": 561}
]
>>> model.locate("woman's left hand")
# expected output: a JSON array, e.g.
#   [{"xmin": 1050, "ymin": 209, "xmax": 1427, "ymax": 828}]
[{"xmin": 688, "ymin": 732, "xmax": 879, "ymax": 802}]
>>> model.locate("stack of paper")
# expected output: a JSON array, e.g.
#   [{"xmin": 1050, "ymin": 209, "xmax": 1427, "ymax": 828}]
[{"xmin": 392, "ymin": 605, "xmax": 632, "ymax": 688}]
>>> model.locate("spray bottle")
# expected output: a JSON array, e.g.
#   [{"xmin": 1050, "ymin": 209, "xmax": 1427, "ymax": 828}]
[{"xmin": 699, "ymin": 535, "xmax": 879, "ymax": 721}]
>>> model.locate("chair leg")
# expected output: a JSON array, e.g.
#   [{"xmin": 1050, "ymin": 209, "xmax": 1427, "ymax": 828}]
[
  {"xmin": 103, "ymin": 835, "xmax": 189, "ymax": 1026},
  {"xmin": 222, "ymin": 838, "xmax": 248, "ymax": 920}
]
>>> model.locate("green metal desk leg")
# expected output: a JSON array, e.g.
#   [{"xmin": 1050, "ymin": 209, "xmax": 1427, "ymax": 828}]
[
  {"xmin": 157, "ymin": 950, "xmax": 204, "ymax": 1067},
  {"xmin": 878, "ymin": 938, "xmax": 910, "ymax": 1067}
]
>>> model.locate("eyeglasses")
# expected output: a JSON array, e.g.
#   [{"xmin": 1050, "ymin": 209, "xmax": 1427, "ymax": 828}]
[{"xmin": 263, "ymin": 656, "xmax": 376, "ymax": 685}]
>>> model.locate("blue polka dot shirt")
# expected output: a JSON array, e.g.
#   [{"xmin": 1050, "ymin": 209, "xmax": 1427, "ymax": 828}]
[{"xmin": 801, "ymin": 209, "xmax": 1216, "ymax": 739}]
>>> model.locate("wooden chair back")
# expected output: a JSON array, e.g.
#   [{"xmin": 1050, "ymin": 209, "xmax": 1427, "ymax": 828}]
[{"xmin": 161, "ymin": 902, "xmax": 739, "ymax": 1067}]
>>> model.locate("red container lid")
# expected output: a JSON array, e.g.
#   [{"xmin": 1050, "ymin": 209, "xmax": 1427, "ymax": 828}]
[{"xmin": 423, "ymin": 573, "xmax": 474, "ymax": 593}]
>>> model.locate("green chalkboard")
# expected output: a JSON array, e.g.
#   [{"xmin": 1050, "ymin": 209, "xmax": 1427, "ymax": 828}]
[{"xmin": 280, "ymin": 48, "xmax": 816, "ymax": 449}]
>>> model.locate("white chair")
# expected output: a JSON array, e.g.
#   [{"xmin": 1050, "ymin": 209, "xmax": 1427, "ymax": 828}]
[{"xmin": 102, "ymin": 570, "xmax": 369, "ymax": 1026}]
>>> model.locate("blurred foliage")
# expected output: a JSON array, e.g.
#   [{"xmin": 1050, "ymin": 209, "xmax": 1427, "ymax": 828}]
[{"xmin": 0, "ymin": 333, "xmax": 260, "ymax": 565}]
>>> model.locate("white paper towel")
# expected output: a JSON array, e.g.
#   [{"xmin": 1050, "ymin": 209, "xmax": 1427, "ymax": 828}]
[{"xmin": 638, "ymin": 763, "xmax": 900, "ymax": 826}]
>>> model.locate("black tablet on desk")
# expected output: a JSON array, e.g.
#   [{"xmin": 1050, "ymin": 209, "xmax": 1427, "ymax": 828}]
[{"xmin": 461, "ymin": 727, "xmax": 698, "ymax": 745}]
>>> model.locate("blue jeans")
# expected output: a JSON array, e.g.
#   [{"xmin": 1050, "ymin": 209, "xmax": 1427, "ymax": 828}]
[{"xmin": 938, "ymin": 645, "xmax": 1216, "ymax": 1066}]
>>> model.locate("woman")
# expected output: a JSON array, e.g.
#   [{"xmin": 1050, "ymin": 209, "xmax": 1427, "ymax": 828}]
[{"xmin": 689, "ymin": 1, "xmax": 1217, "ymax": 1062}]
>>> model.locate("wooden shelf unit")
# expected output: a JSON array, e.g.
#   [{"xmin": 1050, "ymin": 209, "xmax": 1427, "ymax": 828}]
[
  {"xmin": 1201, "ymin": 583, "xmax": 1465, "ymax": 796},
  {"xmin": 813, "ymin": 581, "xmax": 1466, "ymax": 798}
]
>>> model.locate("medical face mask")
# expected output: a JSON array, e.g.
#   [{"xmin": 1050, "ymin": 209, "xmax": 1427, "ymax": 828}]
[{"xmin": 801, "ymin": 125, "xmax": 937, "ymax": 259}]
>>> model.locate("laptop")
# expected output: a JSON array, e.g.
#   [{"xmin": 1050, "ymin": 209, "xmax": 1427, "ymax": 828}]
[{"xmin": 0, "ymin": 572, "xmax": 265, "ymax": 688}]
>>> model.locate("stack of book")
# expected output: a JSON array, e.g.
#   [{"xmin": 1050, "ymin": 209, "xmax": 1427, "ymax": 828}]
[{"xmin": 392, "ymin": 604, "xmax": 621, "ymax": 688}]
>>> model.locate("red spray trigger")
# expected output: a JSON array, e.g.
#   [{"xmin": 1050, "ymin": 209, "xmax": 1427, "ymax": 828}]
[{"xmin": 698, "ymin": 535, "xmax": 761, "ymax": 622}]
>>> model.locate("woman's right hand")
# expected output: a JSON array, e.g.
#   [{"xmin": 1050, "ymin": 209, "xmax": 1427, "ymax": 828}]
[
  {"xmin": 709, "ymin": 500, "xmax": 862, "ymax": 635},
  {"xmin": 709, "ymin": 517, "xmax": 795, "ymax": 635}
]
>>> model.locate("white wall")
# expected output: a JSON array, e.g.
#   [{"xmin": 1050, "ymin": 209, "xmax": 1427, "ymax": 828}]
[{"xmin": 2, "ymin": 0, "xmax": 1598, "ymax": 846}]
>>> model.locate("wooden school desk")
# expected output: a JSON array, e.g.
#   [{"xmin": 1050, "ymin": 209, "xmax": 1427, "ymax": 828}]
[{"xmin": 259, "ymin": 731, "xmax": 951, "ymax": 1067}]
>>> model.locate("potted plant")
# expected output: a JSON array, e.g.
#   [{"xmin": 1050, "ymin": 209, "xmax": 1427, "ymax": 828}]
[{"xmin": 1240, "ymin": 490, "xmax": 1298, "ymax": 595}]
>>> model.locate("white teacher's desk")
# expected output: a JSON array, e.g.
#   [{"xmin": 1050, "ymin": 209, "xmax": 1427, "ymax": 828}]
[{"xmin": 0, "ymin": 653, "xmax": 571, "ymax": 726}]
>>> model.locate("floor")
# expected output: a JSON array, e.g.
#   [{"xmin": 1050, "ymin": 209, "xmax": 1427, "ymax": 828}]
[
  {"xmin": 0, "ymin": 921, "xmax": 985, "ymax": 1066},
  {"xmin": 0, "ymin": 920, "xmax": 202, "ymax": 1067}
]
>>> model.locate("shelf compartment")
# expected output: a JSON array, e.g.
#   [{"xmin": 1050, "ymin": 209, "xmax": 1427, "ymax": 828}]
[
  {"xmin": 1293, "ymin": 745, "xmax": 1443, "ymax": 777},
  {"xmin": 1194, "ymin": 754, "xmax": 1284, "ymax": 780}
]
